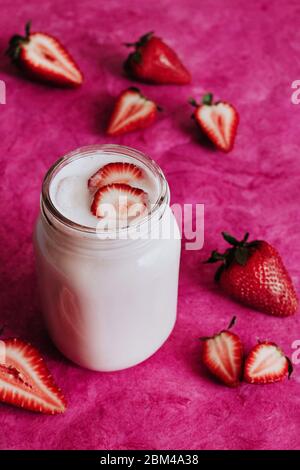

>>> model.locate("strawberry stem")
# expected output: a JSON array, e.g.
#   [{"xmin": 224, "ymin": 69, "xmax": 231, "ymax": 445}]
[
  {"xmin": 124, "ymin": 31, "xmax": 154, "ymax": 48},
  {"xmin": 188, "ymin": 97, "xmax": 199, "ymax": 107},
  {"xmin": 189, "ymin": 94, "xmax": 214, "ymax": 108},
  {"xmin": 25, "ymin": 21, "xmax": 31, "ymax": 38},
  {"xmin": 202, "ymin": 93, "xmax": 213, "ymax": 105},
  {"xmin": 200, "ymin": 316, "xmax": 237, "ymax": 341},
  {"xmin": 6, "ymin": 21, "xmax": 31, "ymax": 61},
  {"xmin": 227, "ymin": 316, "xmax": 236, "ymax": 330}
]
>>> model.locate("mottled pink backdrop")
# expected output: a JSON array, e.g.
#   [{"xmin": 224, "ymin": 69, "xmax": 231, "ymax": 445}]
[{"xmin": 0, "ymin": 0, "xmax": 300, "ymax": 450}]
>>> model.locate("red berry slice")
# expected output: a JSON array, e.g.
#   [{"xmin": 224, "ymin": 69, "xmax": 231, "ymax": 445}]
[
  {"xmin": 88, "ymin": 162, "xmax": 144, "ymax": 192},
  {"xmin": 244, "ymin": 341, "xmax": 293, "ymax": 384},
  {"xmin": 106, "ymin": 87, "xmax": 157, "ymax": 136},
  {"xmin": 201, "ymin": 317, "xmax": 243, "ymax": 387},
  {"xmin": 0, "ymin": 338, "xmax": 66, "ymax": 414},
  {"xmin": 91, "ymin": 183, "xmax": 148, "ymax": 224},
  {"xmin": 7, "ymin": 23, "xmax": 83, "ymax": 87},
  {"xmin": 191, "ymin": 94, "xmax": 239, "ymax": 152}
]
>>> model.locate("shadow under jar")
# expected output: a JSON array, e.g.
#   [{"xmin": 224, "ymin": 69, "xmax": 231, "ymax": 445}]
[{"xmin": 34, "ymin": 145, "xmax": 181, "ymax": 371}]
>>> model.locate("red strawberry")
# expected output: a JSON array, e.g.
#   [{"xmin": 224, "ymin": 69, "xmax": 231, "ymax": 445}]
[
  {"xmin": 190, "ymin": 93, "xmax": 239, "ymax": 152},
  {"xmin": 88, "ymin": 162, "xmax": 144, "ymax": 192},
  {"xmin": 6, "ymin": 22, "xmax": 83, "ymax": 87},
  {"xmin": 124, "ymin": 32, "xmax": 191, "ymax": 85},
  {"xmin": 244, "ymin": 341, "xmax": 293, "ymax": 384},
  {"xmin": 107, "ymin": 87, "xmax": 158, "ymax": 136},
  {"xmin": 0, "ymin": 338, "xmax": 66, "ymax": 414},
  {"xmin": 201, "ymin": 317, "xmax": 243, "ymax": 387},
  {"xmin": 91, "ymin": 182, "xmax": 148, "ymax": 224},
  {"xmin": 206, "ymin": 232, "xmax": 299, "ymax": 317}
]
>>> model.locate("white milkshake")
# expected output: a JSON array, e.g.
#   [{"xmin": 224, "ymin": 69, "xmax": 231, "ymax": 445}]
[{"xmin": 34, "ymin": 144, "xmax": 181, "ymax": 371}]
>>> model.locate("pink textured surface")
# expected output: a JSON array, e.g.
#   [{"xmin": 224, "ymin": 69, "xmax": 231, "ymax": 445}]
[{"xmin": 0, "ymin": 0, "xmax": 300, "ymax": 450}]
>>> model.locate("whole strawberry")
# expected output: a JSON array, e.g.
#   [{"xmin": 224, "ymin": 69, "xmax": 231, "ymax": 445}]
[
  {"xmin": 206, "ymin": 232, "xmax": 298, "ymax": 317},
  {"xmin": 123, "ymin": 32, "xmax": 191, "ymax": 85}
]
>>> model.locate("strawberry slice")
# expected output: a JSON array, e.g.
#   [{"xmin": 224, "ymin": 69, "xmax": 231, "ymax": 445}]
[
  {"xmin": 88, "ymin": 162, "xmax": 144, "ymax": 192},
  {"xmin": 190, "ymin": 93, "xmax": 239, "ymax": 152},
  {"xmin": 201, "ymin": 317, "xmax": 243, "ymax": 387},
  {"xmin": 107, "ymin": 87, "xmax": 158, "ymax": 136},
  {"xmin": 6, "ymin": 22, "xmax": 83, "ymax": 87},
  {"xmin": 91, "ymin": 183, "xmax": 148, "ymax": 225},
  {"xmin": 0, "ymin": 338, "xmax": 66, "ymax": 414},
  {"xmin": 244, "ymin": 341, "xmax": 293, "ymax": 384}
]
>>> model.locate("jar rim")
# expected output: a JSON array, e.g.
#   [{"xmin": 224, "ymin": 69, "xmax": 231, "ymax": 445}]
[{"xmin": 41, "ymin": 144, "xmax": 169, "ymax": 236}]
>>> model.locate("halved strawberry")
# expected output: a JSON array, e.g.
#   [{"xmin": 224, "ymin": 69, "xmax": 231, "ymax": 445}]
[
  {"xmin": 88, "ymin": 162, "xmax": 144, "ymax": 192},
  {"xmin": 124, "ymin": 32, "xmax": 191, "ymax": 85},
  {"xmin": 244, "ymin": 341, "xmax": 293, "ymax": 384},
  {"xmin": 201, "ymin": 317, "xmax": 243, "ymax": 387},
  {"xmin": 91, "ymin": 183, "xmax": 148, "ymax": 225},
  {"xmin": 0, "ymin": 338, "xmax": 66, "ymax": 414},
  {"xmin": 190, "ymin": 93, "xmax": 239, "ymax": 152},
  {"xmin": 6, "ymin": 22, "xmax": 83, "ymax": 87},
  {"xmin": 107, "ymin": 87, "xmax": 158, "ymax": 136}
]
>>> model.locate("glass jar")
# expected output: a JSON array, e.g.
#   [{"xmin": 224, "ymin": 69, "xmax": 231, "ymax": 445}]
[{"xmin": 34, "ymin": 144, "xmax": 181, "ymax": 371}]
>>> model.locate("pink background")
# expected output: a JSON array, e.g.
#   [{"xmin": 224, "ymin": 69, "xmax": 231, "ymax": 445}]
[{"xmin": 0, "ymin": 0, "xmax": 300, "ymax": 450}]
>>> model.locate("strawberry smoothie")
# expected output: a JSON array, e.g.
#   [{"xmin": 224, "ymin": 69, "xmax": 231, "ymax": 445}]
[{"xmin": 34, "ymin": 144, "xmax": 181, "ymax": 371}]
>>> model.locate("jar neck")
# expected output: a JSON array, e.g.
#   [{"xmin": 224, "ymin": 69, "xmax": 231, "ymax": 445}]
[
  {"xmin": 40, "ymin": 200, "xmax": 172, "ymax": 254},
  {"xmin": 40, "ymin": 144, "xmax": 170, "ymax": 250}
]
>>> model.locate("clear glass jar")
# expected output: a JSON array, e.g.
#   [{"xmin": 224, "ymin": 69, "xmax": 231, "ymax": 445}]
[{"xmin": 34, "ymin": 144, "xmax": 181, "ymax": 371}]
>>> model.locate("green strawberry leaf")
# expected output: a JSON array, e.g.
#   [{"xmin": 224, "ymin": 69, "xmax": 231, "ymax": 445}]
[
  {"xmin": 204, "ymin": 250, "xmax": 225, "ymax": 264},
  {"xmin": 222, "ymin": 232, "xmax": 239, "ymax": 246},
  {"xmin": 202, "ymin": 93, "xmax": 213, "ymax": 105}
]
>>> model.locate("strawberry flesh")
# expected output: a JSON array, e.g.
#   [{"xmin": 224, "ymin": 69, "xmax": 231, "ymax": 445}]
[
  {"xmin": 124, "ymin": 32, "xmax": 191, "ymax": 85},
  {"xmin": 88, "ymin": 162, "xmax": 144, "ymax": 192},
  {"xmin": 91, "ymin": 182, "xmax": 148, "ymax": 224},
  {"xmin": 0, "ymin": 338, "xmax": 66, "ymax": 414},
  {"xmin": 201, "ymin": 319, "xmax": 243, "ymax": 387},
  {"xmin": 7, "ymin": 22, "xmax": 83, "ymax": 87},
  {"xmin": 244, "ymin": 341, "xmax": 292, "ymax": 384},
  {"xmin": 191, "ymin": 93, "xmax": 239, "ymax": 152},
  {"xmin": 107, "ymin": 87, "xmax": 157, "ymax": 136}
]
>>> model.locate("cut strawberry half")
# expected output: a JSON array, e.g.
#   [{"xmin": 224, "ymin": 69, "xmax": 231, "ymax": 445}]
[
  {"xmin": 244, "ymin": 341, "xmax": 293, "ymax": 384},
  {"xmin": 88, "ymin": 162, "xmax": 144, "ymax": 192},
  {"xmin": 124, "ymin": 32, "xmax": 191, "ymax": 85},
  {"xmin": 190, "ymin": 93, "xmax": 239, "ymax": 152},
  {"xmin": 91, "ymin": 183, "xmax": 148, "ymax": 226},
  {"xmin": 107, "ymin": 87, "xmax": 158, "ymax": 136},
  {"xmin": 201, "ymin": 317, "xmax": 243, "ymax": 387},
  {"xmin": 6, "ymin": 22, "xmax": 83, "ymax": 87},
  {"xmin": 0, "ymin": 338, "xmax": 66, "ymax": 414}
]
